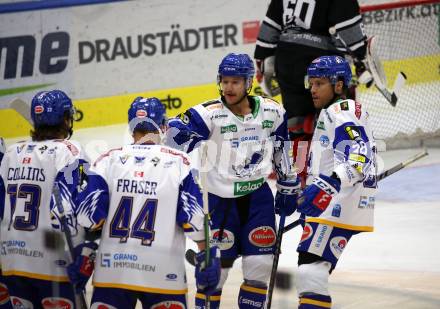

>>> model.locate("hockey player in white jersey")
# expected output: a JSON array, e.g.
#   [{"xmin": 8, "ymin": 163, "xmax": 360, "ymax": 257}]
[
  {"xmin": 167, "ymin": 53, "xmax": 301, "ymax": 309},
  {"xmin": 294, "ymin": 56, "xmax": 377, "ymax": 309},
  {"xmin": 0, "ymin": 90, "xmax": 90, "ymax": 308},
  {"xmin": 67, "ymin": 97, "xmax": 220, "ymax": 309}
]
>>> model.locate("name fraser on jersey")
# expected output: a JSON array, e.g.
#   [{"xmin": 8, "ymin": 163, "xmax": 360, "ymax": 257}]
[{"xmin": 116, "ymin": 179, "xmax": 158, "ymax": 195}]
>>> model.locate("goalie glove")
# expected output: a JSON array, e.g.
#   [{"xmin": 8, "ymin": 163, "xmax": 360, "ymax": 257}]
[
  {"xmin": 297, "ymin": 174, "xmax": 341, "ymax": 217},
  {"xmin": 255, "ymin": 56, "xmax": 280, "ymax": 97},
  {"xmin": 354, "ymin": 59, "xmax": 374, "ymax": 88}
]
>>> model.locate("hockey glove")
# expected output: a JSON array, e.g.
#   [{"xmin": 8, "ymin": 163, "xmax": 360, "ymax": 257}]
[
  {"xmin": 275, "ymin": 178, "xmax": 301, "ymax": 216},
  {"xmin": 67, "ymin": 241, "xmax": 98, "ymax": 292},
  {"xmin": 297, "ymin": 174, "xmax": 341, "ymax": 217},
  {"xmin": 195, "ymin": 246, "xmax": 221, "ymax": 296}
]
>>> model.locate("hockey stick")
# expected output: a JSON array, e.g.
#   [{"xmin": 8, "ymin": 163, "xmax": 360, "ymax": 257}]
[
  {"xmin": 52, "ymin": 183, "xmax": 89, "ymax": 309},
  {"xmin": 266, "ymin": 212, "xmax": 286, "ymax": 309},
  {"xmin": 266, "ymin": 140, "xmax": 296, "ymax": 308},
  {"xmin": 282, "ymin": 149, "xmax": 429, "ymax": 234},
  {"xmin": 9, "ymin": 98, "xmax": 33, "ymax": 124},
  {"xmin": 377, "ymin": 148, "xmax": 428, "ymax": 181},
  {"xmin": 329, "ymin": 28, "xmax": 406, "ymax": 107},
  {"xmin": 199, "ymin": 142, "xmax": 211, "ymax": 309}
]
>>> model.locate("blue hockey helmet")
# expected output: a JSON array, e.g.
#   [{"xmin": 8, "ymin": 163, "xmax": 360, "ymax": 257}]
[
  {"xmin": 307, "ymin": 55, "xmax": 352, "ymax": 87},
  {"xmin": 217, "ymin": 53, "xmax": 255, "ymax": 90},
  {"xmin": 31, "ymin": 90, "xmax": 75, "ymax": 127},
  {"xmin": 128, "ymin": 97, "xmax": 166, "ymax": 132}
]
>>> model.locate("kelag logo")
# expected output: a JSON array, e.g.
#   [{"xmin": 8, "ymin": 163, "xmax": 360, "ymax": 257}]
[{"xmin": 0, "ymin": 32, "xmax": 70, "ymax": 79}]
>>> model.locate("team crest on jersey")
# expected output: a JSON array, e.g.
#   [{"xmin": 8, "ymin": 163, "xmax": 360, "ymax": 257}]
[
  {"xmin": 0, "ymin": 283, "xmax": 10, "ymax": 305},
  {"xmin": 210, "ymin": 229, "xmax": 234, "ymax": 250},
  {"xmin": 329, "ymin": 236, "xmax": 347, "ymax": 258},
  {"xmin": 119, "ymin": 155, "xmax": 129, "ymax": 164},
  {"xmin": 249, "ymin": 226, "xmax": 276, "ymax": 247}
]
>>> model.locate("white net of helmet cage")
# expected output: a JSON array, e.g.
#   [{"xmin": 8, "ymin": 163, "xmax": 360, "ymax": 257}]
[{"xmin": 355, "ymin": 0, "xmax": 440, "ymax": 144}]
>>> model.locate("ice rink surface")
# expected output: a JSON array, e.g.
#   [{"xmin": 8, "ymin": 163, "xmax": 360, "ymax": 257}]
[{"xmin": 5, "ymin": 126, "xmax": 440, "ymax": 308}]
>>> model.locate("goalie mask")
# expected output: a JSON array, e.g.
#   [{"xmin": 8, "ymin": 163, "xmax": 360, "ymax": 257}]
[
  {"xmin": 306, "ymin": 55, "xmax": 352, "ymax": 88},
  {"xmin": 217, "ymin": 53, "xmax": 255, "ymax": 94},
  {"xmin": 128, "ymin": 97, "xmax": 167, "ymax": 133}
]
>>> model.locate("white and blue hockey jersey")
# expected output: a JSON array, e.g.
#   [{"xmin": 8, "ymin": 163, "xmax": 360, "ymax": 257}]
[
  {"xmin": 0, "ymin": 139, "xmax": 86, "ymax": 282},
  {"xmin": 168, "ymin": 96, "xmax": 295, "ymax": 198},
  {"xmin": 77, "ymin": 144, "xmax": 205, "ymax": 294},
  {"xmin": 306, "ymin": 99, "xmax": 377, "ymax": 231}
]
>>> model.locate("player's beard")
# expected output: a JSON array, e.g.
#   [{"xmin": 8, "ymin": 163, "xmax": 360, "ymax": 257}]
[{"xmin": 221, "ymin": 91, "xmax": 248, "ymax": 107}]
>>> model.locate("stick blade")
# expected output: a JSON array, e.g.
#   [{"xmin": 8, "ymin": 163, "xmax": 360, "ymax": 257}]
[
  {"xmin": 9, "ymin": 98, "xmax": 33, "ymax": 124},
  {"xmin": 185, "ymin": 249, "xmax": 197, "ymax": 267}
]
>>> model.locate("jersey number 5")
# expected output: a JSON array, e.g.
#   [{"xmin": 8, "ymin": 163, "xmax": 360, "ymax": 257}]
[{"xmin": 109, "ymin": 197, "xmax": 158, "ymax": 246}]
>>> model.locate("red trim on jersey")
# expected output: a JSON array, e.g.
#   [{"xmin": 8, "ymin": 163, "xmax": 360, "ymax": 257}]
[
  {"xmin": 360, "ymin": 0, "xmax": 438, "ymax": 13},
  {"xmin": 93, "ymin": 147, "xmax": 123, "ymax": 167},
  {"xmin": 160, "ymin": 147, "xmax": 190, "ymax": 165}
]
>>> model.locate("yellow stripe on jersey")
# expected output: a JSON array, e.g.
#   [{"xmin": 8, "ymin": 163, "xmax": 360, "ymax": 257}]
[
  {"xmin": 93, "ymin": 281, "xmax": 187, "ymax": 295},
  {"xmin": 2, "ymin": 270, "xmax": 69, "ymax": 282},
  {"xmin": 306, "ymin": 218, "xmax": 374, "ymax": 232},
  {"xmin": 300, "ymin": 297, "xmax": 332, "ymax": 308},
  {"xmin": 240, "ymin": 283, "xmax": 267, "ymax": 295}
]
